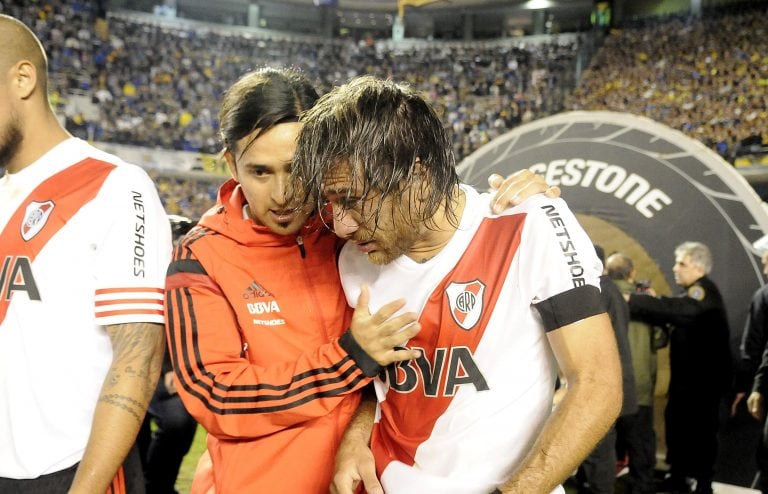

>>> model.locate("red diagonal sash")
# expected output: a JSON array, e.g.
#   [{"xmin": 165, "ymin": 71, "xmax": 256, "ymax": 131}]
[{"xmin": 0, "ymin": 157, "xmax": 116, "ymax": 324}]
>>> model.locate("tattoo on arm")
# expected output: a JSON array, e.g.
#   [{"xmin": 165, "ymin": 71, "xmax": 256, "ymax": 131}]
[
  {"xmin": 98, "ymin": 394, "xmax": 144, "ymax": 423},
  {"xmin": 101, "ymin": 322, "xmax": 164, "ymax": 423}
]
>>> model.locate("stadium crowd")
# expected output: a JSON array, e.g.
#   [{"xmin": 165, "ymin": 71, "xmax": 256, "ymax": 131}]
[
  {"xmin": 1, "ymin": 0, "xmax": 765, "ymax": 218},
  {"xmin": 568, "ymin": 5, "xmax": 768, "ymax": 161},
  {"xmin": 148, "ymin": 171, "xmax": 220, "ymax": 220},
  {"xmin": 1, "ymin": 0, "xmax": 578, "ymax": 164}
]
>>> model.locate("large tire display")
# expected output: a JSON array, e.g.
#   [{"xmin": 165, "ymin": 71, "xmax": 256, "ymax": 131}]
[{"xmin": 457, "ymin": 111, "xmax": 768, "ymax": 486}]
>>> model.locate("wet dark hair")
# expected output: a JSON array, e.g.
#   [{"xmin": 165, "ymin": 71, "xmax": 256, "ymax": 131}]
[
  {"xmin": 219, "ymin": 67, "xmax": 318, "ymax": 158},
  {"xmin": 292, "ymin": 76, "xmax": 459, "ymax": 230}
]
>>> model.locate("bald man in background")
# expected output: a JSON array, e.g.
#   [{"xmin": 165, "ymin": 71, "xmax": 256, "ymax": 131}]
[{"xmin": 0, "ymin": 14, "xmax": 170, "ymax": 494}]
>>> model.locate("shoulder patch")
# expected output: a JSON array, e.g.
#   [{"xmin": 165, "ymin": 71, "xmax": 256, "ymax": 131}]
[{"xmin": 687, "ymin": 285, "xmax": 705, "ymax": 301}]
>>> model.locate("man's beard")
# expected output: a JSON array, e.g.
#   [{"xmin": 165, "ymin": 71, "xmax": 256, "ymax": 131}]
[
  {"xmin": 364, "ymin": 218, "xmax": 420, "ymax": 266},
  {"xmin": 0, "ymin": 117, "xmax": 23, "ymax": 171}
]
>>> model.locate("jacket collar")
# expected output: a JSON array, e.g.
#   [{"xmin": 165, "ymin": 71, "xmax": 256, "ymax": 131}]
[{"xmin": 198, "ymin": 179, "xmax": 326, "ymax": 247}]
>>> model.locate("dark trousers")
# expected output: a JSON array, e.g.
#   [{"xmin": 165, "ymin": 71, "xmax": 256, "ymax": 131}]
[
  {"xmin": 617, "ymin": 405, "xmax": 656, "ymax": 494},
  {"xmin": 139, "ymin": 391, "xmax": 197, "ymax": 494},
  {"xmin": 665, "ymin": 391, "xmax": 720, "ymax": 487},
  {"xmin": 578, "ymin": 427, "xmax": 617, "ymax": 494},
  {"xmin": 0, "ymin": 445, "xmax": 145, "ymax": 494},
  {"xmin": 756, "ymin": 414, "xmax": 768, "ymax": 494}
]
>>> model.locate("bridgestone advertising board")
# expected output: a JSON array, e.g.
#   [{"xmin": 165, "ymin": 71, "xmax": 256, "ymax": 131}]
[
  {"xmin": 458, "ymin": 111, "xmax": 768, "ymax": 485},
  {"xmin": 459, "ymin": 111, "xmax": 768, "ymax": 352}
]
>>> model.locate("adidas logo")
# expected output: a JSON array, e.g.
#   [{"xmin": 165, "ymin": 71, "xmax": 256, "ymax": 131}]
[{"xmin": 242, "ymin": 281, "xmax": 272, "ymax": 299}]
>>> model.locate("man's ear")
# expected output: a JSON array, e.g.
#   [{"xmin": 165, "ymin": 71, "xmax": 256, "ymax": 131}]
[
  {"xmin": 13, "ymin": 60, "xmax": 37, "ymax": 100},
  {"xmin": 223, "ymin": 149, "xmax": 238, "ymax": 181},
  {"xmin": 411, "ymin": 158, "xmax": 432, "ymax": 189},
  {"xmin": 408, "ymin": 158, "xmax": 433, "ymax": 211}
]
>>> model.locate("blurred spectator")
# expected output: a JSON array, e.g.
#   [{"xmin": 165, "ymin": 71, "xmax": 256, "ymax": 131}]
[
  {"xmin": 734, "ymin": 242, "xmax": 768, "ymax": 416},
  {"xmin": 575, "ymin": 245, "xmax": 637, "ymax": 494},
  {"xmin": 146, "ymin": 170, "xmax": 222, "ymax": 220},
  {"xmin": 608, "ymin": 252, "xmax": 665, "ymax": 494},
  {"xmin": 138, "ymin": 214, "xmax": 198, "ymax": 494},
  {"xmin": 738, "ymin": 236, "xmax": 768, "ymax": 494}
]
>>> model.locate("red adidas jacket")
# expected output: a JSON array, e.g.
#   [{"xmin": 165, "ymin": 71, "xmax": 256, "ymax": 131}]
[{"xmin": 165, "ymin": 180, "xmax": 378, "ymax": 493}]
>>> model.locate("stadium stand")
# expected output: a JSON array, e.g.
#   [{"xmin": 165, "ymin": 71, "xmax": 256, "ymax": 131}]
[
  {"xmin": 2, "ymin": 0, "xmax": 579, "ymax": 154},
  {"xmin": 568, "ymin": 3, "xmax": 767, "ymax": 163},
  {"xmin": 1, "ymin": 0, "xmax": 765, "ymax": 220}
]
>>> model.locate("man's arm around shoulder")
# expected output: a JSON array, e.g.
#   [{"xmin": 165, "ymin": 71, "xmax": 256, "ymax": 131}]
[{"xmin": 499, "ymin": 312, "xmax": 622, "ymax": 493}]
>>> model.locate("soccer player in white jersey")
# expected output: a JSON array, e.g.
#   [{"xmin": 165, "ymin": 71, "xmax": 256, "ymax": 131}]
[
  {"xmin": 293, "ymin": 76, "xmax": 623, "ymax": 494},
  {"xmin": 0, "ymin": 15, "xmax": 171, "ymax": 494}
]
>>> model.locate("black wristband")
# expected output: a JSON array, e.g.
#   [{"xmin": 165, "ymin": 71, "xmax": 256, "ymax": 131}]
[{"xmin": 339, "ymin": 329, "xmax": 383, "ymax": 377}]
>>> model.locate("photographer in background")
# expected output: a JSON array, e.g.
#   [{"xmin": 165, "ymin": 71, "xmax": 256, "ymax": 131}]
[{"xmin": 608, "ymin": 253, "xmax": 665, "ymax": 494}]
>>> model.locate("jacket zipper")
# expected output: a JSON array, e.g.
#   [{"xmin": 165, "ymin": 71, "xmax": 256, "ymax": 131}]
[{"xmin": 298, "ymin": 236, "xmax": 331, "ymax": 341}]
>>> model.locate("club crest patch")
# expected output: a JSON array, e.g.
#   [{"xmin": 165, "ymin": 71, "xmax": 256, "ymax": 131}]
[
  {"xmin": 21, "ymin": 200, "xmax": 55, "ymax": 241},
  {"xmin": 445, "ymin": 279, "xmax": 485, "ymax": 331},
  {"xmin": 688, "ymin": 285, "xmax": 705, "ymax": 301}
]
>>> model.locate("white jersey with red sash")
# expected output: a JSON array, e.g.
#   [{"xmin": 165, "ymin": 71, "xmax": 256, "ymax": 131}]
[
  {"xmin": 339, "ymin": 186, "xmax": 604, "ymax": 493},
  {"xmin": 0, "ymin": 138, "xmax": 171, "ymax": 478}
]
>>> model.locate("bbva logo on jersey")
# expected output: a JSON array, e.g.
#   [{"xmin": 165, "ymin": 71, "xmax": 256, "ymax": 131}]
[
  {"xmin": 445, "ymin": 279, "xmax": 485, "ymax": 330},
  {"xmin": 21, "ymin": 200, "xmax": 55, "ymax": 241}
]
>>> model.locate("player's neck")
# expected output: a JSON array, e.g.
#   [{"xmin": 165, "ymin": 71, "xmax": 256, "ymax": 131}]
[
  {"xmin": 7, "ymin": 112, "xmax": 71, "ymax": 174},
  {"xmin": 407, "ymin": 186, "xmax": 465, "ymax": 264}
]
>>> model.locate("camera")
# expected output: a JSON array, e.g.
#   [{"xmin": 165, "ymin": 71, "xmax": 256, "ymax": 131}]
[{"xmin": 634, "ymin": 279, "xmax": 651, "ymax": 292}]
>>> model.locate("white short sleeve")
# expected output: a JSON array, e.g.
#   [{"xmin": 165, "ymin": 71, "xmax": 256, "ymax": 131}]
[
  {"xmin": 513, "ymin": 196, "xmax": 604, "ymax": 329},
  {"xmin": 92, "ymin": 164, "xmax": 172, "ymax": 325}
]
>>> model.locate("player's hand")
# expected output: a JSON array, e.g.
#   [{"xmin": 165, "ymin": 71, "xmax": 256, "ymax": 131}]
[
  {"xmin": 351, "ymin": 285, "xmax": 421, "ymax": 366},
  {"xmin": 731, "ymin": 391, "xmax": 746, "ymax": 417},
  {"xmin": 747, "ymin": 391, "xmax": 765, "ymax": 421},
  {"xmin": 330, "ymin": 438, "xmax": 382, "ymax": 494},
  {"xmin": 488, "ymin": 170, "xmax": 560, "ymax": 214},
  {"xmin": 163, "ymin": 371, "xmax": 177, "ymax": 395}
]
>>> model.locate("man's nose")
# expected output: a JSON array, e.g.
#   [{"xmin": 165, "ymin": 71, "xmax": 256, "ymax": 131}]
[
  {"xmin": 271, "ymin": 175, "xmax": 292, "ymax": 205},
  {"xmin": 332, "ymin": 205, "xmax": 359, "ymax": 239}
]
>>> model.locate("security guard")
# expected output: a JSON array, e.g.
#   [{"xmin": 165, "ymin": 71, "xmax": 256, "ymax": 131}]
[{"xmin": 628, "ymin": 241, "xmax": 731, "ymax": 494}]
